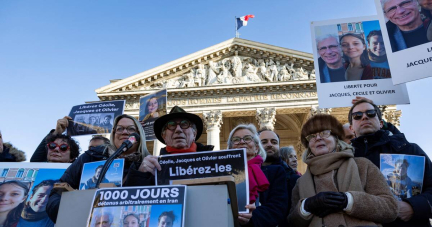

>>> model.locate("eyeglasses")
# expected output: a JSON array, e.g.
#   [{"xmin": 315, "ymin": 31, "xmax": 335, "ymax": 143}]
[
  {"xmin": 318, "ymin": 45, "xmax": 339, "ymax": 53},
  {"xmin": 165, "ymin": 120, "xmax": 191, "ymax": 131},
  {"xmin": 115, "ymin": 126, "xmax": 137, "ymax": 134},
  {"xmin": 351, "ymin": 110, "xmax": 377, "ymax": 121},
  {"xmin": 305, "ymin": 130, "xmax": 332, "ymax": 142},
  {"xmin": 47, "ymin": 142, "xmax": 69, "ymax": 152},
  {"xmin": 231, "ymin": 135, "xmax": 254, "ymax": 145},
  {"xmin": 384, "ymin": 0, "xmax": 415, "ymax": 17}
]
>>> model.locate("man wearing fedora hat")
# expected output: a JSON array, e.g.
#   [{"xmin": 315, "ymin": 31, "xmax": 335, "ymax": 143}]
[{"xmin": 126, "ymin": 106, "xmax": 214, "ymax": 185}]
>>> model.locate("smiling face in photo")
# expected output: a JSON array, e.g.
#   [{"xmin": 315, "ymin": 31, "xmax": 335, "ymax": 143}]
[
  {"xmin": 384, "ymin": 0, "xmax": 420, "ymax": 28},
  {"xmin": 341, "ymin": 35, "xmax": 366, "ymax": 59},
  {"xmin": 368, "ymin": 35, "xmax": 386, "ymax": 56},
  {"xmin": 317, "ymin": 37, "xmax": 342, "ymax": 67}
]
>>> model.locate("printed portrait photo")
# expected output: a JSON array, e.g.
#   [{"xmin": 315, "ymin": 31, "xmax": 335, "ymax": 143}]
[
  {"xmin": 315, "ymin": 20, "xmax": 392, "ymax": 84},
  {"xmin": 377, "ymin": 0, "xmax": 432, "ymax": 53}
]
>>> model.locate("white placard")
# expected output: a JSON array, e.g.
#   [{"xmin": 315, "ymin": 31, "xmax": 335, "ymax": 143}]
[
  {"xmin": 311, "ymin": 15, "xmax": 410, "ymax": 108},
  {"xmin": 374, "ymin": 0, "xmax": 432, "ymax": 85}
]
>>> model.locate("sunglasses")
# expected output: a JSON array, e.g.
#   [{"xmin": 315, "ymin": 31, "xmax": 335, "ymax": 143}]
[
  {"xmin": 47, "ymin": 142, "xmax": 69, "ymax": 152},
  {"xmin": 352, "ymin": 110, "xmax": 377, "ymax": 121}
]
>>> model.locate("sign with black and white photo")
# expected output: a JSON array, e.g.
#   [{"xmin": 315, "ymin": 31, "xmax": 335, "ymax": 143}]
[
  {"xmin": 87, "ymin": 185, "xmax": 186, "ymax": 227},
  {"xmin": 310, "ymin": 16, "xmax": 410, "ymax": 108},
  {"xmin": 156, "ymin": 149, "xmax": 249, "ymax": 213},
  {"xmin": 67, "ymin": 100, "xmax": 125, "ymax": 136},
  {"xmin": 380, "ymin": 154, "xmax": 425, "ymax": 201},
  {"xmin": 374, "ymin": 0, "xmax": 432, "ymax": 85},
  {"xmin": 139, "ymin": 89, "xmax": 167, "ymax": 141}
]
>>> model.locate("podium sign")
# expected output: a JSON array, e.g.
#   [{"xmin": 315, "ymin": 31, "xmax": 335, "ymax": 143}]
[{"xmin": 156, "ymin": 149, "xmax": 249, "ymax": 213}]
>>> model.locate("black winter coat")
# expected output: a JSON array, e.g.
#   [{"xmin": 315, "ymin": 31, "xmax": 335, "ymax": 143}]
[
  {"xmin": 352, "ymin": 130, "xmax": 432, "ymax": 227},
  {"xmin": 268, "ymin": 158, "xmax": 299, "ymax": 227},
  {"xmin": 0, "ymin": 143, "xmax": 26, "ymax": 162},
  {"xmin": 46, "ymin": 145, "xmax": 110, "ymax": 223},
  {"xmin": 243, "ymin": 165, "xmax": 289, "ymax": 227},
  {"xmin": 30, "ymin": 130, "xmax": 53, "ymax": 162}
]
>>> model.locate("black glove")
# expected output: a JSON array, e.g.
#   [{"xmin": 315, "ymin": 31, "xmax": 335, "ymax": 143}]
[{"xmin": 304, "ymin": 192, "xmax": 348, "ymax": 216}]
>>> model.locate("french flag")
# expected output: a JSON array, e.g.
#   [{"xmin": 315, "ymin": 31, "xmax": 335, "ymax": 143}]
[{"xmin": 236, "ymin": 15, "xmax": 255, "ymax": 30}]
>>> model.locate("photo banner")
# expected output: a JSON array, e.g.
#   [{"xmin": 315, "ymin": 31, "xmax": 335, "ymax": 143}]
[
  {"xmin": 374, "ymin": 0, "xmax": 432, "ymax": 85},
  {"xmin": 67, "ymin": 100, "xmax": 125, "ymax": 136},
  {"xmin": 0, "ymin": 163, "xmax": 70, "ymax": 227},
  {"xmin": 310, "ymin": 16, "xmax": 410, "ymax": 108},
  {"xmin": 380, "ymin": 154, "xmax": 425, "ymax": 201},
  {"xmin": 139, "ymin": 89, "xmax": 167, "ymax": 141},
  {"xmin": 87, "ymin": 185, "xmax": 186, "ymax": 227},
  {"xmin": 79, "ymin": 159, "xmax": 125, "ymax": 190},
  {"xmin": 155, "ymin": 149, "xmax": 249, "ymax": 213}
]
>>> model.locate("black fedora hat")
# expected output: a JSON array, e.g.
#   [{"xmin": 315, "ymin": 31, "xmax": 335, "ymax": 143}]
[{"xmin": 154, "ymin": 106, "xmax": 203, "ymax": 144}]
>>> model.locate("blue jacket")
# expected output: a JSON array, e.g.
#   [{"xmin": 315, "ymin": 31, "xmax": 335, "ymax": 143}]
[
  {"xmin": 352, "ymin": 130, "xmax": 432, "ymax": 227},
  {"xmin": 244, "ymin": 165, "xmax": 289, "ymax": 227}
]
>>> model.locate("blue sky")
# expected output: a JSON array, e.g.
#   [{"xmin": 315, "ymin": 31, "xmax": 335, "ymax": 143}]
[{"xmin": 0, "ymin": 0, "xmax": 431, "ymax": 160}]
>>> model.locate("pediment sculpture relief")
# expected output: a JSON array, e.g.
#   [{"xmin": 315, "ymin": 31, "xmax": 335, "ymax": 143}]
[{"xmin": 150, "ymin": 56, "xmax": 315, "ymax": 89}]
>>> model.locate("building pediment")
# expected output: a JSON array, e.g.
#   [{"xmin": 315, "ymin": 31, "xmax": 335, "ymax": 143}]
[{"xmin": 95, "ymin": 38, "xmax": 315, "ymax": 97}]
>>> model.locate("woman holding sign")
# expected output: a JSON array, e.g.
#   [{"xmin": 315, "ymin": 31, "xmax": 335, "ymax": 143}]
[
  {"xmin": 227, "ymin": 124, "xmax": 288, "ymax": 227},
  {"xmin": 340, "ymin": 33, "xmax": 373, "ymax": 81},
  {"xmin": 46, "ymin": 114, "xmax": 150, "ymax": 224},
  {"xmin": 288, "ymin": 114, "xmax": 397, "ymax": 226},
  {"xmin": 0, "ymin": 181, "xmax": 29, "ymax": 227}
]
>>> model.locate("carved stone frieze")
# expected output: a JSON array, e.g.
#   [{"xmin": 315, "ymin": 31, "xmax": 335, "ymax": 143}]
[
  {"xmin": 203, "ymin": 110, "xmax": 223, "ymax": 129},
  {"xmin": 382, "ymin": 110, "xmax": 402, "ymax": 127},
  {"xmin": 256, "ymin": 107, "xmax": 276, "ymax": 130},
  {"xmin": 310, "ymin": 105, "xmax": 332, "ymax": 116}
]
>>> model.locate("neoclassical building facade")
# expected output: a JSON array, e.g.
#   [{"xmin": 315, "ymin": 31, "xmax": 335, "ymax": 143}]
[{"xmin": 95, "ymin": 38, "xmax": 401, "ymax": 173}]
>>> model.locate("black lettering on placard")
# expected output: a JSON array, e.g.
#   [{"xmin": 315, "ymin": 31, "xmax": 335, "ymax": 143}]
[{"xmin": 407, "ymin": 56, "xmax": 432, "ymax": 68}]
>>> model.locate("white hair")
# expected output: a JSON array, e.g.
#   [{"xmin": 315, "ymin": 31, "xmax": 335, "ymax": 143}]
[
  {"xmin": 227, "ymin": 124, "xmax": 266, "ymax": 161},
  {"xmin": 315, "ymin": 34, "xmax": 340, "ymax": 49}
]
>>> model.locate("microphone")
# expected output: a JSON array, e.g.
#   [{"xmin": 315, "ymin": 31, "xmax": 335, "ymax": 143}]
[
  {"xmin": 95, "ymin": 133, "xmax": 141, "ymax": 188},
  {"xmin": 117, "ymin": 133, "xmax": 141, "ymax": 153}
]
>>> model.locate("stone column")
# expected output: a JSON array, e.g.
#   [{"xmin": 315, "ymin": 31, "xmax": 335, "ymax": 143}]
[
  {"xmin": 153, "ymin": 140, "xmax": 164, "ymax": 156},
  {"xmin": 203, "ymin": 110, "xmax": 223, "ymax": 150},
  {"xmin": 256, "ymin": 107, "xmax": 276, "ymax": 130}
]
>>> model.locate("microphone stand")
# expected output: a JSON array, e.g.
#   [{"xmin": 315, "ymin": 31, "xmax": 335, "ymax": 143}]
[{"xmin": 95, "ymin": 140, "xmax": 132, "ymax": 188}]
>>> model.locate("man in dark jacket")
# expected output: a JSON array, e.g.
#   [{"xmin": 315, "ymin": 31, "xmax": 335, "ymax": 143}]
[
  {"xmin": 258, "ymin": 129, "xmax": 299, "ymax": 227},
  {"xmin": 0, "ymin": 130, "xmax": 26, "ymax": 162},
  {"xmin": 126, "ymin": 106, "xmax": 214, "ymax": 186},
  {"xmin": 349, "ymin": 99, "xmax": 432, "ymax": 227}
]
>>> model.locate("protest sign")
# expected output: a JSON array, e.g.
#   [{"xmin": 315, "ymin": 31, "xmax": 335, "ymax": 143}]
[
  {"xmin": 87, "ymin": 185, "xmax": 186, "ymax": 227},
  {"xmin": 374, "ymin": 0, "xmax": 432, "ymax": 85},
  {"xmin": 79, "ymin": 159, "xmax": 125, "ymax": 190},
  {"xmin": 0, "ymin": 163, "xmax": 69, "ymax": 227},
  {"xmin": 156, "ymin": 149, "xmax": 249, "ymax": 213},
  {"xmin": 139, "ymin": 89, "xmax": 167, "ymax": 140},
  {"xmin": 380, "ymin": 154, "xmax": 425, "ymax": 201},
  {"xmin": 310, "ymin": 16, "xmax": 410, "ymax": 108},
  {"xmin": 67, "ymin": 100, "xmax": 125, "ymax": 136}
]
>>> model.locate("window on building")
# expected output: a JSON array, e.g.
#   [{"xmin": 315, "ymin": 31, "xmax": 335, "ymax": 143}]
[
  {"xmin": 348, "ymin": 23, "xmax": 353, "ymax": 31},
  {"xmin": 26, "ymin": 169, "xmax": 34, "ymax": 178},
  {"xmin": 356, "ymin": 23, "xmax": 360, "ymax": 31},
  {"xmin": 1, "ymin": 169, "xmax": 8, "ymax": 177},
  {"xmin": 337, "ymin": 24, "xmax": 341, "ymax": 31},
  {"xmin": 16, "ymin": 169, "xmax": 24, "ymax": 178}
]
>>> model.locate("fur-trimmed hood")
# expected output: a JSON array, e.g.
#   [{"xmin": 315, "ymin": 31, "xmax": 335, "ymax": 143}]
[{"xmin": 1, "ymin": 142, "xmax": 26, "ymax": 162}]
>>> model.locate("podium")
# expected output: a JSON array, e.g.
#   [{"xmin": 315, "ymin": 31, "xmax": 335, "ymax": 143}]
[{"xmin": 56, "ymin": 177, "xmax": 239, "ymax": 227}]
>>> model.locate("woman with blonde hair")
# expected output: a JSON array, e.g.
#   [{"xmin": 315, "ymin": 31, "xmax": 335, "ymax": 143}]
[
  {"xmin": 288, "ymin": 114, "xmax": 397, "ymax": 227},
  {"xmin": 227, "ymin": 124, "xmax": 288, "ymax": 227}
]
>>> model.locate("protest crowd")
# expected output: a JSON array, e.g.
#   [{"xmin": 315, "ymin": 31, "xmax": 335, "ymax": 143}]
[
  {"xmin": 2, "ymin": 0, "xmax": 432, "ymax": 226},
  {"xmin": 1, "ymin": 95, "xmax": 431, "ymax": 227}
]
